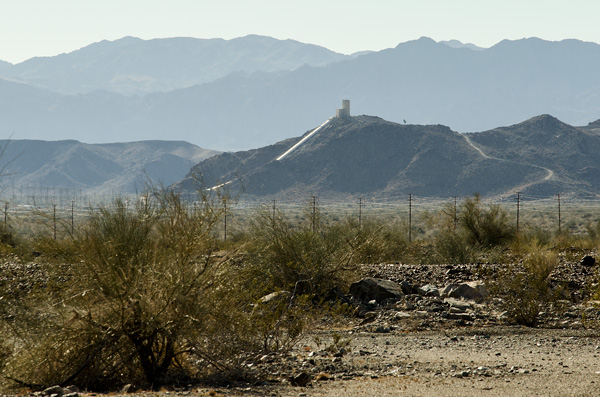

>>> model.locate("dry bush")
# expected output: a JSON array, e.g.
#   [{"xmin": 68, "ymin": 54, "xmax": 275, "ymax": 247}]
[
  {"xmin": 460, "ymin": 194, "xmax": 515, "ymax": 248},
  {"xmin": 249, "ymin": 292, "xmax": 312, "ymax": 353},
  {"xmin": 230, "ymin": 204, "xmax": 370, "ymax": 354},
  {"xmin": 1, "ymin": 191, "xmax": 343, "ymax": 392},
  {"xmin": 434, "ymin": 229, "xmax": 476, "ymax": 264},
  {"xmin": 508, "ymin": 227, "xmax": 553, "ymax": 259},
  {"xmin": 343, "ymin": 218, "xmax": 409, "ymax": 264},
  {"xmin": 489, "ymin": 244, "xmax": 560, "ymax": 326},
  {"xmin": 241, "ymin": 205, "xmax": 363, "ymax": 299},
  {"xmin": 432, "ymin": 194, "xmax": 515, "ymax": 264},
  {"xmin": 585, "ymin": 220, "xmax": 600, "ymax": 245},
  {"xmin": 1, "ymin": 190, "xmax": 264, "ymax": 391}
]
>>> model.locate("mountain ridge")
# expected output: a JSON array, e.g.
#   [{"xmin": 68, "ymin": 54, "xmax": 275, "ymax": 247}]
[
  {"xmin": 175, "ymin": 113, "xmax": 582, "ymax": 199},
  {"xmin": 0, "ymin": 139, "xmax": 219, "ymax": 195},
  {"xmin": 0, "ymin": 35, "xmax": 350, "ymax": 95}
]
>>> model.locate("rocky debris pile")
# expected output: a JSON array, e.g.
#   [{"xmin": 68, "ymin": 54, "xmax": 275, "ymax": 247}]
[
  {"xmin": 361, "ymin": 259, "xmax": 600, "ymax": 301},
  {"xmin": 347, "ymin": 257, "xmax": 600, "ymax": 332},
  {"xmin": 360, "ymin": 263, "xmax": 483, "ymax": 286},
  {"xmin": 346, "ymin": 277, "xmax": 497, "ymax": 332},
  {"xmin": 0, "ymin": 261, "xmax": 46, "ymax": 298}
]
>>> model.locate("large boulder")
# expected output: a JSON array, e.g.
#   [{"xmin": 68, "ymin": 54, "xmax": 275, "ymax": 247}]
[
  {"xmin": 441, "ymin": 281, "xmax": 487, "ymax": 302},
  {"xmin": 349, "ymin": 278, "xmax": 404, "ymax": 303}
]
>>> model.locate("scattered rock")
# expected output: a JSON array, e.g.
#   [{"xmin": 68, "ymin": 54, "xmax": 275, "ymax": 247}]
[
  {"xmin": 314, "ymin": 372, "xmax": 331, "ymax": 381},
  {"xmin": 442, "ymin": 281, "xmax": 487, "ymax": 302},
  {"xmin": 121, "ymin": 384, "xmax": 137, "ymax": 393},
  {"xmin": 446, "ymin": 313, "xmax": 474, "ymax": 321},
  {"xmin": 349, "ymin": 278, "xmax": 404, "ymax": 303},
  {"xmin": 289, "ymin": 372, "xmax": 312, "ymax": 387},
  {"xmin": 399, "ymin": 280, "xmax": 419, "ymax": 295},
  {"xmin": 43, "ymin": 386, "xmax": 64, "ymax": 396},
  {"xmin": 418, "ymin": 284, "xmax": 441, "ymax": 297},
  {"xmin": 580, "ymin": 255, "xmax": 595, "ymax": 267}
]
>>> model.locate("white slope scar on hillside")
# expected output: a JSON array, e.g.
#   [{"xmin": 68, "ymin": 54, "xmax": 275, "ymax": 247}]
[
  {"xmin": 462, "ymin": 134, "xmax": 554, "ymax": 194},
  {"xmin": 208, "ymin": 118, "xmax": 332, "ymax": 190},
  {"xmin": 276, "ymin": 118, "xmax": 332, "ymax": 161},
  {"xmin": 207, "ymin": 180, "xmax": 232, "ymax": 191}
]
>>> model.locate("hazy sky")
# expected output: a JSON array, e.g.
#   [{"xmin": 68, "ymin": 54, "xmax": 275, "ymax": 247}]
[{"xmin": 2, "ymin": 0, "xmax": 599, "ymax": 63}]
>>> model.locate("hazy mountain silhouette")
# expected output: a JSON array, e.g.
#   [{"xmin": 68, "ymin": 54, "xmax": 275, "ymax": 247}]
[
  {"xmin": 440, "ymin": 40, "xmax": 483, "ymax": 51},
  {"xmin": 173, "ymin": 114, "xmax": 597, "ymax": 199},
  {"xmin": 0, "ymin": 140, "xmax": 218, "ymax": 194},
  {"xmin": 1, "ymin": 37, "xmax": 599, "ymax": 151},
  {"xmin": 0, "ymin": 60, "xmax": 11, "ymax": 71},
  {"xmin": 0, "ymin": 35, "xmax": 349, "ymax": 95}
]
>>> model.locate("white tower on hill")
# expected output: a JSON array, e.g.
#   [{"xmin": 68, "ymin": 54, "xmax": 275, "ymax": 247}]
[{"xmin": 336, "ymin": 99, "xmax": 350, "ymax": 118}]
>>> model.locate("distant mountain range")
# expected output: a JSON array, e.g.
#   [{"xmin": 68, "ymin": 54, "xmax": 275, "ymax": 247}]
[
  {"xmin": 0, "ymin": 36, "xmax": 599, "ymax": 151},
  {"xmin": 0, "ymin": 35, "xmax": 350, "ymax": 95},
  {"xmin": 0, "ymin": 140, "xmax": 218, "ymax": 195},
  {"xmin": 173, "ymin": 114, "xmax": 600, "ymax": 199}
]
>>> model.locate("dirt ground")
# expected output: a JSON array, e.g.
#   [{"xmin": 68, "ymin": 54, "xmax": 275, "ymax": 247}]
[
  {"xmin": 104, "ymin": 326, "xmax": 600, "ymax": 397},
  {"xmin": 265, "ymin": 326, "xmax": 600, "ymax": 396}
]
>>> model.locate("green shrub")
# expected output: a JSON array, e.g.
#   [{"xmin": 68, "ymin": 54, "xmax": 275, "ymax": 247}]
[
  {"xmin": 460, "ymin": 194, "xmax": 515, "ymax": 248},
  {"xmin": 432, "ymin": 194, "xmax": 515, "ymax": 263}
]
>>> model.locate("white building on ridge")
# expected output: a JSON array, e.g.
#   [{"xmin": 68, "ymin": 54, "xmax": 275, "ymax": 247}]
[{"xmin": 336, "ymin": 99, "xmax": 350, "ymax": 118}]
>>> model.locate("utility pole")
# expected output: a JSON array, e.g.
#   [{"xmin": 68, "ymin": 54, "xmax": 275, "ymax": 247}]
[
  {"xmin": 71, "ymin": 200, "xmax": 75, "ymax": 235},
  {"xmin": 272, "ymin": 199, "xmax": 277, "ymax": 228},
  {"xmin": 408, "ymin": 193, "xmax": 412, "ymax": 243},
  {"xmin": 53, "ymin": 204, "xmax": 57, "ymax": 241},
  {"xmin": 516, "ymin": 192, "xmax": 521, "ymax": 234},
  {"xmin": 3, "ymin": 202, "xmax": 7, "ymax": 224},
  {"xmin": 311, "ymin": 196, "xmax": 317, "ymax": 233},
  {"xmin": 358, "ymin": 197, "xmax": 363, "ymax": 229},
  {"xmin": 557, "ymin": 193, "xmax": 562, "ymax": 233},
  {"xmin": 223, "ymin": 199, "xmax": 227, "ymax": 243},
  {"xmin": 453, "ymin": 196, "xmax": 458, "ymax": 232}
]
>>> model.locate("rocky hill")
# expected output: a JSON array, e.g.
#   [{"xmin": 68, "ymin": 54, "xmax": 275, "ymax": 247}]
[
  {"xmin": 175, "ymin": 114, "xmax": 586, "ymax": 199},
  {"xmin": 0, "ymin": 140, "xmax": 218, "ymax": 194},
  {"xmin": 467, "ymin": 115, "xmax": 600, "ymax": 197}
]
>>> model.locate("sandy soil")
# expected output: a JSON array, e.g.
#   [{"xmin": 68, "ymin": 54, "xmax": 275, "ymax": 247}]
[
  {"xmin": 163, "ymin": 326, "xmax": 600, "ymax": 397},
  {"xmin": 275, "ymin": 327, "xmax": 600, "ymax": 396}
]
